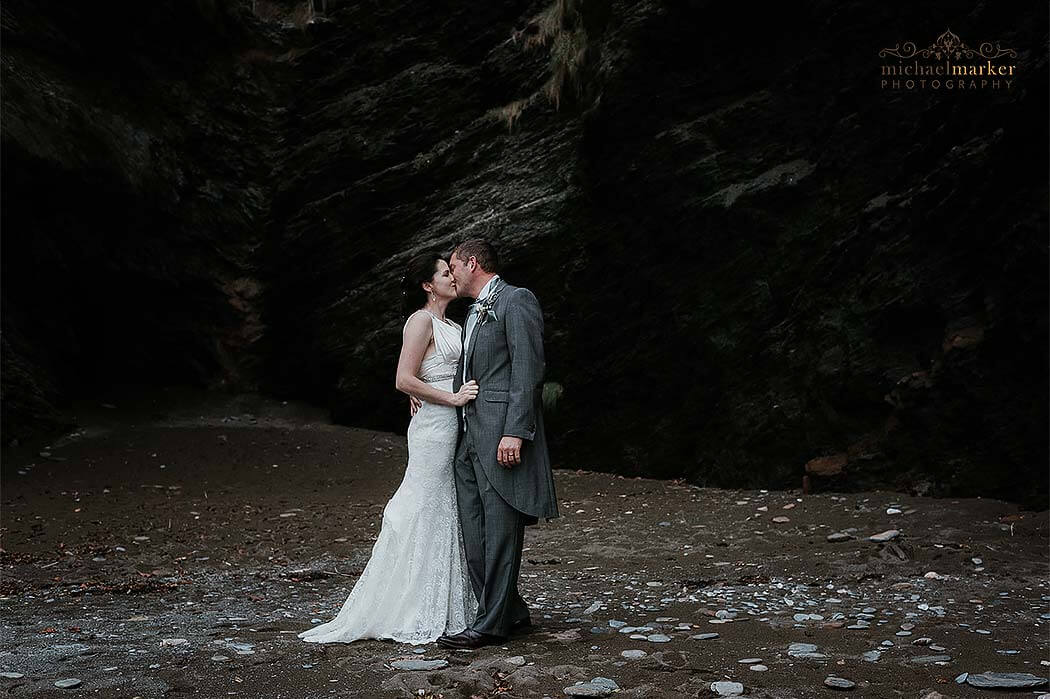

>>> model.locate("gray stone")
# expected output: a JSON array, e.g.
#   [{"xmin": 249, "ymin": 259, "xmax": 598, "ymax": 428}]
[
  {"xmin": 564, "ymin": 677, "xmax": 619, "ymax": 697},
  {"xmin": 0, "ymin": 673, "xmax": 24, "ymax": 679},
  {"xmin": 827, "ymin": 532, "xmax": 853, "ymax": 542},
  {"xmin": 506, "ymin": 656, "xmax": 526, "ymax": 666},
  {"xmin": 793, "ymin": 613, "xmax": 824, "ymax": 622},
  {"xmin": 160, "ymin": 638, "xmax": 188, "ymax": 647},
  {"xmin": 646, "ymin": 633, "xmax": 672, "ymax": 643},
  {"xmin": 621, "ymin": 650, "xmax": 647, "ymax": 659},
  {"xmin": 861, "ymin": 650, "xmax": 881, "ymax": 662},
  {"xmin": 789, "ymin": 643, "xmax": 819, "ymax": 653},
  {"xmin": 868, "ymin": 530, "xmax": 900, "ymax": 543},
  {"xmin": 691, "ymin": 633, "xmax": 719, "ymax": 640},
  {"xmin": 788, "ymin": 642, "xmax": 827, "ymax": 659},
  {"xmin": 54, "ymin": 679, "xmax": 82, "ymax": 689},
  {"xmin": 390, "ymin": 659, "xmax": 449, "ymax": 671},
  {"xmin": 824, "ymin": 676, "xmax": 856, "ymax": 690},
  {"xmin": 910, "ymin": 655, "xmax": 952, "ymax": 665},
  {"xmin": 564, "ymin": 685, "xmax": 611, "ymax": 698},
  {"xmin": 219, "ymin": 641, "xmax": 254, "ymax": 655},
  {"xmin": 965, "ymin": 672, "xmax": 1049, "ymax": 689},
  {"xmin": 710, "ymin": 681, "xmax": 745, "ymax": 696}
]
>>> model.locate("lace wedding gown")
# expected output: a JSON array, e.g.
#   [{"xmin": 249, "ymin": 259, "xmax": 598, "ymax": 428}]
[{"xmin": 299, "ymin": 310, "xmax": 476, "ymax": 645}]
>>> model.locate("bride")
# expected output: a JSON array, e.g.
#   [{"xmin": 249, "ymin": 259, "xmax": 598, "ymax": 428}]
[{"xmin": 298, "ymin": 254, "xmax": 479, "ymax": 645}]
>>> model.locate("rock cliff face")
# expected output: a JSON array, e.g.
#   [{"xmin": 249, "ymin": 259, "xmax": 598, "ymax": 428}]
[
  {"xmin": 3, "ymin": 0, "xmax": 1047, "ymax": 505},
  {"xmin": 2, "ymin": 0, "xmax": 280, "ymax": 436}
]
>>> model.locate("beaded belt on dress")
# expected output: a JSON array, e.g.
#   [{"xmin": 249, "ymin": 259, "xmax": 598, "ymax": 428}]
[{"xmin": 423, "ymin": 372, "xmax": 456, "ymax": 383}]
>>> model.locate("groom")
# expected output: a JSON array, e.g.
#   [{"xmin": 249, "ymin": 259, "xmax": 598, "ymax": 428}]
[{"xmin": 438, "ymin": 238, "xmax": 560, "ymax": 649}]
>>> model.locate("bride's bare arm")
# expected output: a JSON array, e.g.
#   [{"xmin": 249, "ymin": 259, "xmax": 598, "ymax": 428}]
[{"xmin": 395, "ymin": 312, "xmax": 478, "ymax": 408}]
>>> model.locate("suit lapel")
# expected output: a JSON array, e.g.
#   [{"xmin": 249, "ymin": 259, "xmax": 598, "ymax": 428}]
[
  {"xmin": 463, "ymin": 309, "xmax": 484, "ymax": 378},
  {"xmin": 463, "ymin": 279, "xmax": 504, "ymax": 378}
]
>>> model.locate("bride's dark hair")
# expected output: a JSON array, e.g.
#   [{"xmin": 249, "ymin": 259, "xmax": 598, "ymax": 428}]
[{"xmin": 400, "ymin": 253, "xmax": 444, "ymax": 317}]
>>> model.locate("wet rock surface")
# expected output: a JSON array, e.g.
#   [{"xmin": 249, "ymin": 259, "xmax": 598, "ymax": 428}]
[{"xmin": 0, "ymin": 390, "xmax": 1046, "ymax": 697}]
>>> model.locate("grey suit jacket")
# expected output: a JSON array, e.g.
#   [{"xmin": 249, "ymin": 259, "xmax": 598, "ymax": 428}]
[{"xmin": 454, "ymin": 280, "xmax": 560, "ymax": 522}]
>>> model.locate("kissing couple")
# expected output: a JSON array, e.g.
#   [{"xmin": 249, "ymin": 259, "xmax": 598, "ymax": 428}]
[{"xmin": 299, "ymin": 238, "xmax": 560, "ymax": 649}]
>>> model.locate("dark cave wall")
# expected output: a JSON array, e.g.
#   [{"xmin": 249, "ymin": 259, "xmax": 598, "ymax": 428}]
[
  {"xmin": 1, "ymin": 0, "xmax": 279, "ymax": 437},
  {"xmin": 2, "ymin": 0, "xmax": 1047, "ymax": 505},
  {"xmin": 262, "ymin": 0, "xmax": 1047, "ymax": 504}
]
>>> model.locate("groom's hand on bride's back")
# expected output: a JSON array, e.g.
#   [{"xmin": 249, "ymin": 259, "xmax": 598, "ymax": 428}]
[{"xmin": 409, "ymin": 396, "xmax": 422, "ymax": 415}]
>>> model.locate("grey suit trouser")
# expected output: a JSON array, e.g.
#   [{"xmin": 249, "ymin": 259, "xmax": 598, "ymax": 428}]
[{"xmin": 454, "ymin": 430, "xmax": 530, "ymax": 637}]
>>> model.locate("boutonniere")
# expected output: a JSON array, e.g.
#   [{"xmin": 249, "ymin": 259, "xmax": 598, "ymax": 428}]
[{"xmin": 470, "ymin": 283, "xmax": 504, "ymax": 326}]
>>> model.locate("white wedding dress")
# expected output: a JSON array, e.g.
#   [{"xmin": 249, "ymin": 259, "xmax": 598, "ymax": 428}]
[{"xmin": 299, "ymin": 310, "xmax": 476, "ymax": 645}]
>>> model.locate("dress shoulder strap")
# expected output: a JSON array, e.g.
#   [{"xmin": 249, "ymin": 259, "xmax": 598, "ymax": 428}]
[{"xmin": 402, "ymin": 309, "xmax": 433, "ymax": 333}]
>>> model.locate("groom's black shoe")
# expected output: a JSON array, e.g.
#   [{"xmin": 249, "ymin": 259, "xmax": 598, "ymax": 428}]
[{"xmin": 436, "ymin": 629, "xmax": 506, "ymax": 649}]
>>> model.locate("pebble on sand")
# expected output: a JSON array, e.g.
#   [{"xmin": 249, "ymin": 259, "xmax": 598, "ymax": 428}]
[
  {"xmin": 965, "ymin": 672, "xmax": 1049, "ymax": 689},
  {"xmin": 710, "ymin": 680, "xmax": 745, "ymax": 696},
  {"xmin": 788, "ymin": 642, "xmax": 828, "ymax": 659},
  {"xmin": 0, "ymin": 673, "xmax": 24, "ymax": 679},
  {"xmin": 390, "ymin": 659, "xmax": 449, "ymax": 671},
  {"xmin": 868, "ymin": 530, "xmax": 900, "ymax": 543},
  {"xmin": 824, "ymin": 676, "xmax": 856, "ymax": 690},
  {"xmin": 160, "ymin": 638, "xmax": 188, "ymax": 647},
  {"xmin": 564, "ymin": 677, "xmax": 619, "ymax": 697},
  {"xmin": 54, "ymin": 679, "xmax": 82, "ymax": 689},
  {"xmin": 910, "ymin": 655, "xmax": 951, "ymax": 665}
]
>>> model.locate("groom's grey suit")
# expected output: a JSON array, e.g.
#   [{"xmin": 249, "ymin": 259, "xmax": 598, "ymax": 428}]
[{"xmin": 452, "ymin": 278, "xmax": 559, "ymax": 637}]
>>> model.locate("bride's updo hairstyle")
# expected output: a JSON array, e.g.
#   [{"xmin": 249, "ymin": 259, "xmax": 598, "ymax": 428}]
[{"xmin": 400, "ymin": 253, "xmax": 444, "ymax": 317}]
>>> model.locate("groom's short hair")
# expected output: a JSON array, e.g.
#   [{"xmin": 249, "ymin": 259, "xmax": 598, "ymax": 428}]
[{"xmin": 453, "ymin": 238, "xmax": 500, "ymax": 273}]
